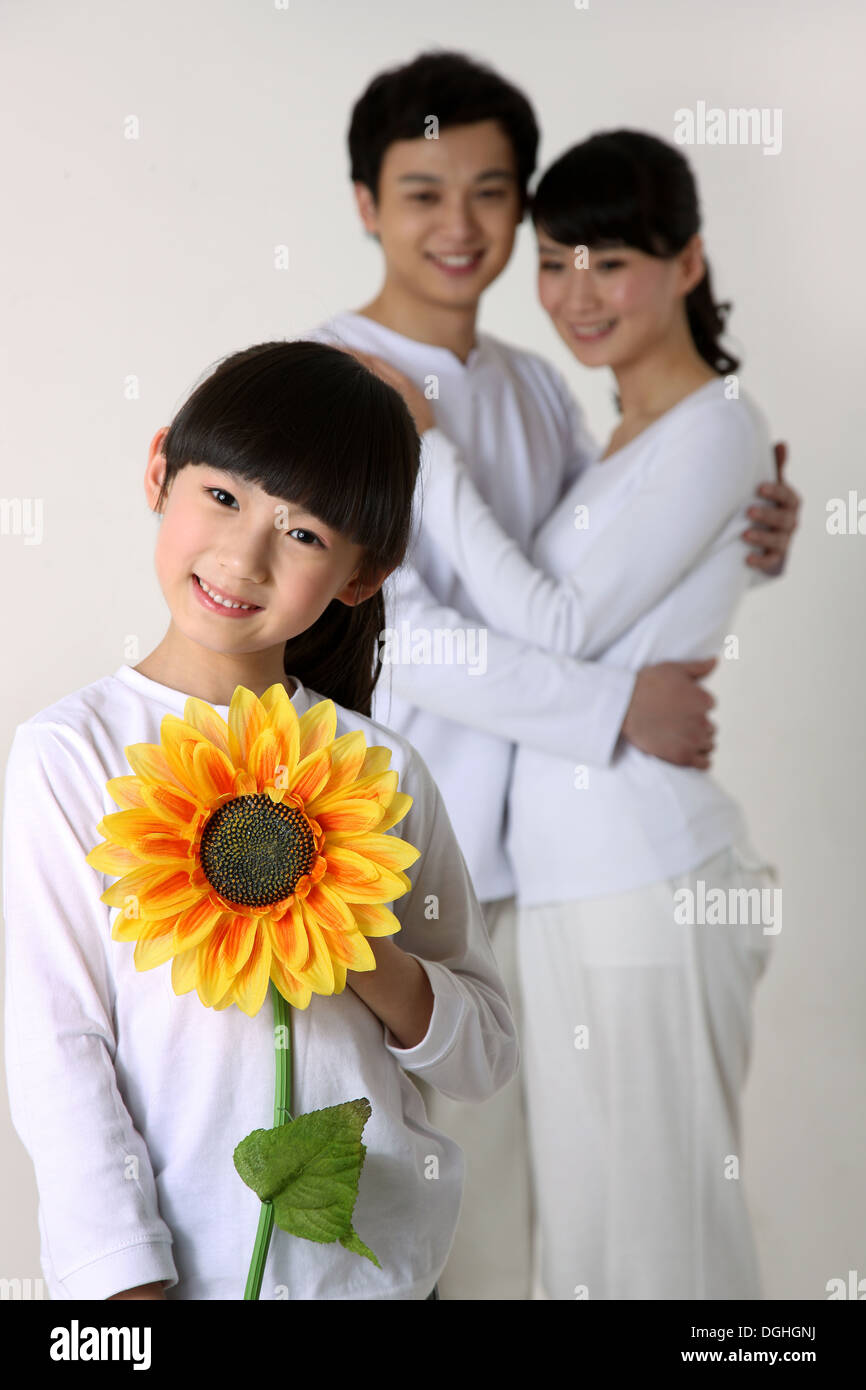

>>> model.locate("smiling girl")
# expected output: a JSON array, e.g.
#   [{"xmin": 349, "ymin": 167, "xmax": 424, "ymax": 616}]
[{"xmin": 2, "ymin": 339, "xmax": 517, "ymax": 1301}]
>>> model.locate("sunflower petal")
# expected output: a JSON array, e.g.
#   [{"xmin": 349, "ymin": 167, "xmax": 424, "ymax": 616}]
[
  {"xmin": 323, "ymin": 847, "xmax": 409, "ymax": 904},
  {"xmin": 319, "ymin": 730, "xmax": 367, "ymax": 795},
  {"xmin": 247, "ymin": 726, "xmax": 282, "ymax": 791},
  {"xmin": 171, "ymin": 946, "xmax": 200, "ymax": 996},
  {"xmin": 228, "ymin": 686, "xmax": 268, "ymax": 768},
  {"xmin": 324, "ymin": 831, "xmax": 421, "ymax": 873},
  {"xmin": 125, "ymin": 741, "xmax": 189, "ymax": 790},
  {"xmin": 86, "ymin": 842, "xmax": 142, "ymax": 875},
  {"xmin": 297, "ymin": 700, "xmax": 336, "ymax": 760},
  {"xmin": 159, "ymin": 719, "xmax": 208, "ymax": 794},
  {"xmin": 197, "ymin": 914, "xmax": 257, "ymax": 1005},
  {"xmin": 325, "ymin": 926, "xmax": 377, "ymax": 972},
  {"xmin": 173, "ymin": 896, "xmax": 224, "ymax": 952},
  {"xmin": 137, "ymin": 831, "xmax": 195, "ymax": 864},
  {"xmin": 269, "ymin": 955, "xmax": 313, "ymax": 1010},
  {"xmin": 188, "ymin": 739, "xmax": 236, "ymax": 802},
  {"xmin": 290, "ymin": 746, "xmax": 332, "ymax": 803},
  {"xmin": 351, "ymin": 902, "xmax": 403, "ymax": 938},
  {"xmin": 181, "ymin": 697, "xmax": 233, "ymax": 760},
  {"xmin": 298, "ymin": 908, "xmax": 336, "ymax": 995},
  {"xmin": 230, "ymin": 923, "xmax": 272, "ymax": 1017},
  {"xmin": 313, "ymin": 797, "xmax": 384, "ymax": 835},
  {"xmin": 99, "ymin": 808, "xmax": 173, "ymax": 851},
  {"xmin": 102, "ymin": 864, "xmax": 201, "ymax": 918},
  {"xmin": 359, "ymin": 745, "xmax": 393, "ymax": 778},
  {"xmin": 260, "ymin": 685, "xmax": 300, "ymax": 786},
  {"xmin": 140, "ymin": 781, "xmax": 202, "ymax": 826},
  {"xmin": 304, "ymin": 880, "xmax": 357, "ymax": 935},
  {"xmin": 268, "ymin": 898, "xmax": 309, "ymax": 970},
  {"xmin": 106, "ymin": 776, "xmax": 147, "ymax": 810},
  {"xmin": 132, "ymin": 917, "xmax": 178, "ymax": 971},
  {"xmin": 376, "ymin": 792, "xmax": 413, "ymax": 833}
]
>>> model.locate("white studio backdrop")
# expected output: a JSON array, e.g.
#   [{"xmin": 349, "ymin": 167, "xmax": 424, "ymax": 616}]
[{"xmin": 2, "ymin": 0, "xmax": 864, "ymax": 1300}]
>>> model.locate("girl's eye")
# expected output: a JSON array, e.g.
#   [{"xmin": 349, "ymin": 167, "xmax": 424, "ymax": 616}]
[
  {"xmin": 409, "ymin": 192, "xmax": 437, "ymax": 203},
  {"xmin": 539, "ymin": 261, "xmax": 565, "ymax": 272},
  {"xmin": 288, "ymin": 528, "xmax": 323, "ymax": 547},
  {"xmin": 596, "ymin": 259, "xmax": 625, "ymax": 271},
  {"xmin": 205, "ymin": 487, "xmax": 239, "ymax": 508}
]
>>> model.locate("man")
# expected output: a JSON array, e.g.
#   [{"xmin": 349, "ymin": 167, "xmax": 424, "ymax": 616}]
[{"xmin": 302, "ymin": 49, "xmax": 799, "ymax": 1298}]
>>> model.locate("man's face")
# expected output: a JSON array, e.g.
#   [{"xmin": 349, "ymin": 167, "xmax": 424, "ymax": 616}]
[{"xmin": 355, "ymin": 119, "xmax": 523, "ymax": 311}]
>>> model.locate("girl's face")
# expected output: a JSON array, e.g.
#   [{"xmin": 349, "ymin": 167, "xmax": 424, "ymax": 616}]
[
  {"xmin": 536, "ymin": 231, "xmax": 705, "ymax": 371},
  {"xmin": 144, "ymin": 433, "xmax": 386, "ymax": 662}
]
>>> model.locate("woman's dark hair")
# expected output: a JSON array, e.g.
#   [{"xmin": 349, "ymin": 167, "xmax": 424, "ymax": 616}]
[
  {"xmin": 531, "ymin": 129, "xmax": 740, "ymax": 376},
  {"xmin": 348, "ymin": 49, "xmax": 539, "ymax": 215},
  {"xmin": 155, "ymin": 341, "xmax": 420, "ymax": 717}
]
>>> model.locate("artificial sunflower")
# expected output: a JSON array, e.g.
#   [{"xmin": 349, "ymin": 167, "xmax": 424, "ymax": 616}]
[{"xmin": 86, "ymin": 683, "xmax": 420, "ymax": 1017}]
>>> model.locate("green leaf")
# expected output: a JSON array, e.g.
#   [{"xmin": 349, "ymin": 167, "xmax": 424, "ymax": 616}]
[{"xmin": 233, "ymin": 1097, "xmax": 379, "ymax": 1265}]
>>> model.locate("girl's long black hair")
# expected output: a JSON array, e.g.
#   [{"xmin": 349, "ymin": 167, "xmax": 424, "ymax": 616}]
[
  {"xmin": 531, "ymin": 129, "xmax": 740, "ymax": 377},
  {"xmin": 155, "ymin": 341, "xmax": 420, "ymax": 717}
]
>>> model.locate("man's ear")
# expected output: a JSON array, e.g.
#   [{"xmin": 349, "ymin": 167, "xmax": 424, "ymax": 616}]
[
  {"xmin": 353, "ymin": 181, "xmax": 380, "ymax": 238},
  {"xmin": 333, "ymin": 562, "xmax": 394, "ymax": 607},
  {"xmin": 144, "ymin": 427, "xmax": 171, "ymax": 513}
]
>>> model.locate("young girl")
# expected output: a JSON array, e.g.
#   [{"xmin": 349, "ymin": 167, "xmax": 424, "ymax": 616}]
[
  {"xmin": 377, "ymin": 130, "xmax": 781, "ymax": 1299},
  {"xmin": 2, "ymin": 340, "xmax": 517, "ymax": 1301}
]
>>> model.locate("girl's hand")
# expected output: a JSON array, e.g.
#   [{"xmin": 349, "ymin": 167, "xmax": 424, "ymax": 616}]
[
  {"xmin": 346, "ymin": 935, "xmax": 435, "ymax": 1050},
  {"xmin": 344, "ymin": 350, "xmax": 436, "ymax": 436},
  {"xmin": 744, "ymin": 441, "xmax": 800, "ymax": 576}
]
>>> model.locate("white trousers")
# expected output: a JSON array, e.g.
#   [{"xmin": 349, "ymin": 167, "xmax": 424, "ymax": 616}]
[
  {"xmin": 419, "ymin": 839, "xmax": 777, "ymax": 1300},
  {"xmin": 416, "ymin": 894, "xmax": 533, "ymax": 1299},
  {"xmin": 518, "ymin": 838, "xmax": 777, "ymax": 1300}
]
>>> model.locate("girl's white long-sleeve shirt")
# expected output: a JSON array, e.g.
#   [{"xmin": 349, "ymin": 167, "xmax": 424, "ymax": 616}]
[
  {"xmin": 416, "ymin": 378, "xmax": 776, "ymax": 902},
  {"xmin": 2, "ymin": 664, "xmax": 518, "ymax": 1300},
  {"xmin": 302, "ymin": 313, "xmax": 637, "ymax": 903}
]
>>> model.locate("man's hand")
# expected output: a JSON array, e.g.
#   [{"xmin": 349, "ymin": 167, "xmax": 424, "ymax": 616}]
[
  {"xmin": 744, "ymin": 441, "xmax": 800, "ymax": 577},
  {"xmin": 340, "ymin": 349, "xmax": 436, "ymax": 436},
  {"xmin": 622, "ymin": 659, "xmax": 718, "ymax": 769}
]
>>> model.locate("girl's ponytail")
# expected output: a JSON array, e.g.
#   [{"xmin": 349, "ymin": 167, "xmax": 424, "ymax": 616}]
[{"xmin": 282, "ymin": 587, "xmax": 386, "ymax": 719}]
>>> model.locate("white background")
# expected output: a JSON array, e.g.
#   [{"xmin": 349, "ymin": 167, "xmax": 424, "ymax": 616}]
[{"xmin": 2, "ymin": 0, "xmax": 864, "ymax": 1300}]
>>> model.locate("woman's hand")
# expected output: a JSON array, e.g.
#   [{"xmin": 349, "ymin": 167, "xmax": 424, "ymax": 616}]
[
  {"xmin": 342, "ymin": 350, "xmax": 436, "ymax": 436},
  {"xmin": 744, "ymin": 441, "xmax": 800, "ymax": 576}
]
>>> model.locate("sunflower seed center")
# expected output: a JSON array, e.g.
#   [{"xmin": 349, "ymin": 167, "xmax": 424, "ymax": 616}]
[{"xmin": 199, "ymin": 793, "xmax": 316, "ymax": 907}]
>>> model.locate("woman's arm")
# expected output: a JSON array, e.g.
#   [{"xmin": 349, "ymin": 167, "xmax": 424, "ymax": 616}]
[{"xmin": 417, "ymin": 400, "xmax": 772, "ymax": 660}]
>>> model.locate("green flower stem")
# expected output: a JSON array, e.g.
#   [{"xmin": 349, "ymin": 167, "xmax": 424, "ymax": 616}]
[{"xmin": 243, "ymin": 982, "xmax": 293, "ymax": 1300}]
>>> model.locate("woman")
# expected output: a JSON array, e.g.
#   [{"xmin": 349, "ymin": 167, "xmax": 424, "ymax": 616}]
[{"xmin": 409, "ymin": 129, "xmax": 781, "ymax": 1299}]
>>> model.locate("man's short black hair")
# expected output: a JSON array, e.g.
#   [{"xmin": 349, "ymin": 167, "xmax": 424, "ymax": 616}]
[{"xmin": 348, "ymin": 49, "xmax": 539, "ymax": 214}]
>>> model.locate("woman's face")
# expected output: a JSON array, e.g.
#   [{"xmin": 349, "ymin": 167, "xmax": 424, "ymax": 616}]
[{"xmin": 536, "ymin": 230, "xmax": 703, "ymax": 371}]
